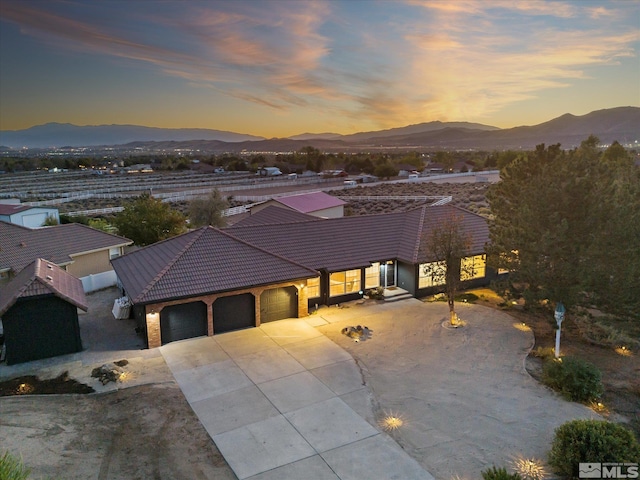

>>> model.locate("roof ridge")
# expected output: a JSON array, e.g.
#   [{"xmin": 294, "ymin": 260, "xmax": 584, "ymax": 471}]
[
  {"xmin": 136, "ymin": 227, "xmax": 209, "ymax": 301},
  {"xmin": 410, "ymin": 205, "xmax": 429, "ymax": 263},
  {"xmin": 216, "ymin": 228, "xmax": 318, "ymax": 275}
]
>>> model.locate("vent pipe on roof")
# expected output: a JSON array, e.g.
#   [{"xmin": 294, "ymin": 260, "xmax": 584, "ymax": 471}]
[{"xmin": 46, "ymin": 275, "xmax": 53, "ymax": 281}]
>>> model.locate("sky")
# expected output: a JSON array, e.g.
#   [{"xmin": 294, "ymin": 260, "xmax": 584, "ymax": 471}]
[{"xmin": 0, "ymin": 0, "xmax": 638, "ymax": 138}]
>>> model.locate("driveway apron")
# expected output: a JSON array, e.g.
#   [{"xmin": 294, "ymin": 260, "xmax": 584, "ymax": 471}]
[{"xmin": 160, "ymin": 317, "xmax": 434, "ymax": 480}]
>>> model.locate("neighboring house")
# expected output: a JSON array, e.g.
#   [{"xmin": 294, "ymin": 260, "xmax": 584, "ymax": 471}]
[
  {"xmin": 0, "ymin": 258, "xmax": 87, "ymax": 365},
  {"xmin": 112, "ymin": 204, "xmax": 493, "ymax": 348},
  {"xmin": 250, "ymin": 191, "xmax": 346, "ymax": 218},
  {"xmin": 0, "ymin": 201, "xmax": 60, "ymax": 227},
  {"xmin": 257, "ymin": 166, "xmax": 282, "ymax": 176},
  {"xmin": 0, "ymin": 221, "xmax": 132, "ymax": 292}
]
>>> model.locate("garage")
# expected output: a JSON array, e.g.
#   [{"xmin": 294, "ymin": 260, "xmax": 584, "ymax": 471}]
[
  {"xmin": 213, "ymin": 294, "xmax": 255, "ymax": 334},
  {"xmin": 160, "ymin": 301, "xmax": 207, "ymax": 345},
  {"xmin": 260, "ymin": 286, "xmax": 298, "ymax": 323}
]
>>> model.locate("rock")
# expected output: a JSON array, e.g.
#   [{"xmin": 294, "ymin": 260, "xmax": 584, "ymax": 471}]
[{"xmin": 91, "ymin": 363, "xmax": 125, "ymax": 385}]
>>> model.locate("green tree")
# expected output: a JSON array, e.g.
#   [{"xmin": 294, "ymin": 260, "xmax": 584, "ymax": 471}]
[
  {"xmin": 188, "ymin": 189, "xmax": 229, "ymax": 228},
  {"xmin": 486, "ymin": 137, "xmax": 640, "ymax": 312},
  {"xmin": 113, "ymin": 193, "xmax": 186, "ymax": 246},
  {"xmin": 420, "ymin": 212, "xmax": 473, "ymax": 325},
  {"xmin": 373, "ymin": 163, "xmax": 398, "ymax": 179}
]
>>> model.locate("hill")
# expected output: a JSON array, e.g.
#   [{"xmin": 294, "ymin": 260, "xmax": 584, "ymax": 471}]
[{"xmin": 1, "ymin": 107, "xmax": 637, "ymax": 151}]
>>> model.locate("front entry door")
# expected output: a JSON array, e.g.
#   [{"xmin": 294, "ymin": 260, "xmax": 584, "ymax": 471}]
[{"xmin": 380, "ymin": 261, "xmax": 396, "ymax": 288}]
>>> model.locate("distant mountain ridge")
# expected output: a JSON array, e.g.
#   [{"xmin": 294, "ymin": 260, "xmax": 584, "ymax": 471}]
[
  {"xmin": 0, "ymin": 123, "xmax": 265, "ymax": 148},
  {"xmin": 0, "ymin": 107, "xmax": 637, "ymax": 150}
]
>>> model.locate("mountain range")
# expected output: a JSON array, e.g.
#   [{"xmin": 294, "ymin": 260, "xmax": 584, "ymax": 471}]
[{"xmin": 1, "ymin": 107, "xmax": 638, "ymax": 151}]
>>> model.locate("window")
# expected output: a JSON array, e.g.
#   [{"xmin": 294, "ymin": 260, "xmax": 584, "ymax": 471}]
[
  {"xmin": 418, "ymin": 261, "xmax": 446, "ymax": 288},
  {"xmin": 109, "ymin": 247, "xmax": 122, "ymax": 260},
  {"xmin": 365, "ymin": 263, "xmax": 380, "ymax": 289},
  {"xmin": 460, "ymin": 255, "xmax": 486, "ymax": 281},
  {"xmin": 307, "ymin": 277, "xmax": 320, "ymax": 298},
  {"xmin": 329, "ymin": 269, "xmax": 361, "ymax": 297}
]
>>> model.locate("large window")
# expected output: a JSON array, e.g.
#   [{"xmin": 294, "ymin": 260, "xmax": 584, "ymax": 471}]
[
  {"xmin": 418, "ymin": 261, "xmax": 446, "ymax": 288},
  {"xmin": 307, "ymin": 277, "xmax": 320, "ymax": 298},
  {"xmin": 329, "ymin": 269, "xmax": 361, "ymax": 297},
  {"xmin": 460, "ymin": 255, "xmax": 486, "ymax": 281},
  {"xmin": 365, "ymin": 263, "xmax": 380, "ymax": 289}
]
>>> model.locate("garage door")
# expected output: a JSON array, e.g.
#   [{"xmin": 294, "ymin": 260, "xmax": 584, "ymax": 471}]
[
  {"xmin": 260, "ymin": 286, "xmax": 298, "ymax": 323},
  {"xmin": 213, "ymin": 294, "xmax": 255, "ymax": 334},
  {"xmin": 160, "ymin": 301, "xmax": 207, "ymax": 345}
]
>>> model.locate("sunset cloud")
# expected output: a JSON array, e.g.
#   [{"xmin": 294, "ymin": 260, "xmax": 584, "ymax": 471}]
[{"xmin": 0, "ymin": 0, "xmax": 637, "ymax": 134}]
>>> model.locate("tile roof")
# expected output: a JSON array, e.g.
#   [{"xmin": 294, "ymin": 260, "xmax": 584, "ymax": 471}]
[
  {"xmin": 228, "ymin": 204, "xmax": 489, "ymax": 271},
  {"xmin": 0, "ymin": 258, "xmax": 88, "ymax": 316},
  {"xmin": 233, "ymin": 205, "xmax": 321, "ymax": 227},
  {"xmin": 0, "ymin": 204, "xmax": 33, "ymax": 215},
  {"xmin": 111, "ymin": 227, "xmax": 318, "ymax": 304},
  {"xmin": 0, "ymin": 221, "xmax": 132, "ymax": 275},
  {"xmin": 273, "ymin": 191, "xmax": 346, "ymax": 213}
]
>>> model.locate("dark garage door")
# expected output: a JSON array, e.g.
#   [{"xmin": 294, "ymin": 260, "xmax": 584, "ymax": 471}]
[
  {"xmin": 160, "ymin": 301, "xmax": 207, "ymax": 345},
  {"xmin": 260, "ymin": 286, "xmax": 297, "ymax": 323},
  {"xmin": 213, "ymin": 294, "xmax": 255, "ymax": 334}
]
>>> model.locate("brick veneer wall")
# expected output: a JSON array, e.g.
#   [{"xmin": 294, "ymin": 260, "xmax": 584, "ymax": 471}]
[{"xmin": 144, "ymin": 280, "xmax": 310, "ymax": 348}]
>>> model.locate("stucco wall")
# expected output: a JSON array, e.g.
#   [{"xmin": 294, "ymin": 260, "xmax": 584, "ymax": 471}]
[{"xmin": 67, "ymin": 250, "xmax": 113, "ymax": 278}]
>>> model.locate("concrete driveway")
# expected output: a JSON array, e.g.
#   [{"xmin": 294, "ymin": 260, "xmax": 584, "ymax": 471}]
[
  {"xmin": 160, "ymin": 317, "xmax": 433, "ymax": 480},
  {"xmin": 316, "ymin": 298, "xmax": 600, "ymax": 479}
]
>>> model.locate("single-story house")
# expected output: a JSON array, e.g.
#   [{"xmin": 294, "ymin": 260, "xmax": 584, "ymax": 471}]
[
  {"xmin": 0, "ymin": 258, "xmax": 87, "ymax": 365},
  {"xmin": 0, "ymin": 201, "xmax": 60, "ymax": 228},
  {"xmin": 0, "ymin": 221, "xmax": 132, "ymax": 292},
  {"xmin": 250, "ymin": 191, "xmax": 346, "ymax": 218},
  {"xmin": 112, "ymin": 204, "xmax": 493, "ymax": 348}
]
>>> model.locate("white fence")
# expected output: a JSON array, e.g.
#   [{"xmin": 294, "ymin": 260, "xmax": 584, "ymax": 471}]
[{"xmin": 81, "ymin": 270, "xmax": 118, "ymax": 293}]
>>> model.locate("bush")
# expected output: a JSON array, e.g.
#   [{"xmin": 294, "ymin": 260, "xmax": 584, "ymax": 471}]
[
  {"xmin": 549, "ymin": 419, "xmax": 640, "ymax": 479},
  {"xmin": 481, "ymin": 466, "xmax": 523, "ymax": 480},
  {"xmin": 542, "ymin": 356, "xmax": 604, "ymax": 402},
  {"xmin": 0, "ymin": 451, "xmax": 30, "ymax": 480}
]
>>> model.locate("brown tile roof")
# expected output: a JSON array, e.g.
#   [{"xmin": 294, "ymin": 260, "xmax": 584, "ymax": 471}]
[
  {"xmin": 228, "ymin": 204, "xmax": 489, "ymax": 271},
  {"xmin": 234, "ymin": 205, "xmax": 320, "ymax": 227},
  {"xmin": 272, "ymin": 191, "xmax": 346, "ymax": 213},
  {"xmin": 0, "ymin": 221, "xmax": 132, "ymax": 275},
  {"xmin": 0, "ymin": 258, "xmax": 88, "ymax": 316},
  {"xmin": 111, "ymin": 227, "xmax": 318, "ymax": 304},
  {"xmin": 0, "ymin": 204, "xmax": 33, "ymax": 215}
]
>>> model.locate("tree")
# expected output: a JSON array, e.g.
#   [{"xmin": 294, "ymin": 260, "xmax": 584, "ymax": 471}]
[
  {"xmin": 113, "ymin": 193, "xmax": 186, "ymax": 246},
  {"xmin": 373, "ymin": 163, "xmax": 398, "ymax": 179},
  {"xmin": 420, "ymin": 212, "xmax": 473, "ymax": 325},
  {"xmin": 188, "ymin": 189, "xmax": 229, "ymax": 228},
  {"xmin": 486, "ymin": 137, "xmax": 640, "ymax": 313}
]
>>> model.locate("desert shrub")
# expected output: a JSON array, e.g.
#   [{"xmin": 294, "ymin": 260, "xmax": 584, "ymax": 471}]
[
  {"xmin": 0, "ymin": 451, "xmax": 30, "ymax": 480},
  {"xmin": 481, "ymin": 466, "xmax": 523, "ymax": 480},
  {"xmin": 365, "ymin": 287, "xmax": 384, "ymax": 300},
  {"xmin": 549, "ymin": 419, "xmax": 640, "ymax": 479},
  {"xmin": 542, "ymin": 356, "xmax": 603, "ymax": 402}
]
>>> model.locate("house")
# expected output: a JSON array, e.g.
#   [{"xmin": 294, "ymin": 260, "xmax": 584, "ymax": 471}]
[
  {"xmin": 250, "ymin": 191, "xmax": 346, "ymax": 218},
  {"xmin": 111, "ymin": 227, "xmax": 318, "ymax": 348},
  {"xmin": 0, "ymin": 259, "xmax": 87, "ymax": 365},
  {"xmin": 112, "ymin": 204, "xmax": 493, "ymax": 348},
  {"xmin": 0, "ymin": 221, "xmax": 132, "ymax": 292},
  {"xmin": 257, "ymin": 166, "xmax": 282, "ymax": 176},
  {"xmin": 0, "ymin": 200, "xmax": 60, "ymax": 228}
]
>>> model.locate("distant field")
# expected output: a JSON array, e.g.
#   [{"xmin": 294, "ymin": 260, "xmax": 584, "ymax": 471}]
[{"xmin": 0, "ymin": 170, "xmax": 494, "ymax": 218}]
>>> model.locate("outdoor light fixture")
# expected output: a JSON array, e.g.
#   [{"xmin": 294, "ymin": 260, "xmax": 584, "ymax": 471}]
[{"xmin": 554, "ymin": 302, "xmax": 565, "ymax": 358}]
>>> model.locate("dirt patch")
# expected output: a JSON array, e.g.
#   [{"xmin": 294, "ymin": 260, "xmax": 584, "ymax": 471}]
[
  {"xmin": 0, "ymin": 371, "xmax": 95, "ymax": 396},
  {"xmin": 0, "ymin": 383, "xmax": 238, "ymax": 480}
]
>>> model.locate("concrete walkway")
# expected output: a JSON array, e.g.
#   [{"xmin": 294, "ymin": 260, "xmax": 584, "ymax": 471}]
[{"xmin": 160, "ymin": 317, "xmax": 434, "ymax": 480}]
